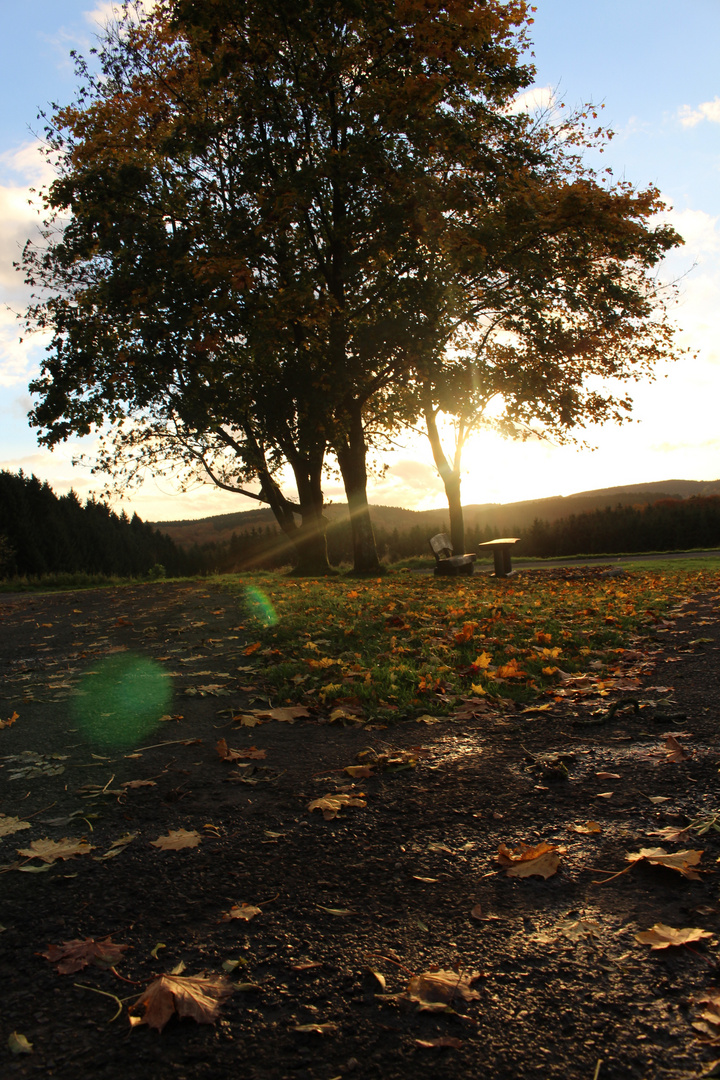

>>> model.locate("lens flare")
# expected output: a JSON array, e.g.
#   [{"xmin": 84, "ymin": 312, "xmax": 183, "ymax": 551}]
[
  {"xmin": 71, "ymin": 653, "xmax": 172, "ymax": 750},
  {"xmin": 243, "ymin": 585, "xmax": 278, "ymax": 627}
]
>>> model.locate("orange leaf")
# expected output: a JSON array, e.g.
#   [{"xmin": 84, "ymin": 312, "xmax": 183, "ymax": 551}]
[
  {"xmin": 130, "ymin": 974, "xmax": 233, "ymax": 1031},
  {"xmin": 497, "ymin": 841, "xmax": 561, "ymax": 878}
]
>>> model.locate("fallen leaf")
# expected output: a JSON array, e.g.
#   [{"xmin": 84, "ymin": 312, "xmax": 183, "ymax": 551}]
[
  {"xmin": 121, "ymin": 779, "xmax": 157, "ymax": 789},
  {"xmin": 596, "ymin": 772, "xmax": 620, "ymax": 780},
  {"xmin": 253, "ymin": 706, "xmax": 311, "ymax": 724},
  {"xmin": 344, "ymin": 765, "xmax": 375, "ymax": 778},
  {"xmin": 635, "ymin": 923, "xmax": 712, "ymax": 950},
  {"xmin": 497, "ymin": 842, "xmax": 561, "ymax": 879},
  {"xmin": 665, "ymin": 735, "xmax": 691, "ymax": 762},
  {"xmin": 317, "ymin": 905, "xmax": 355, "ymax": 916},
  {"xmin": 17, "ymin": 837, "xmax": 94, "ymax": 863},
  {"xmin": 415, "ymin": 1037, "xmax": 463, "ymax": 1049},
  {"xmin": 0, "ymin": 814, "xmax": 31, "ymax": 838},
  {"xmin": 41, "ymin": 936, "xmax": 129, "ymax": 974},
  {"xmin": 216, "ymin": 738, "xmax": 266, "ymax": 762},
  {"xmin": 625, "ymin": 847, "xmax": 703, "ymax": 879},
  {"xmin": 8, "ymin": 1032, "xmax": 32, "ymax": 1055},
  {"xmin": 0, "ymin": 711, "xmax": 19, "ymax": 730},
  {"xmin": 308, "ymin": 794, "xmax": 366, "ymax": 820},
  {"xmin": 222, "ymin": 904, "xmax": 262, "ymax": 921},
  {"xmin": 571, "ymin": 821, "xmax": 602, "ymax": 835},
  {"xmin": 407, "ymin": 969, "xmax": 481, "ymax": 1004},
  {"xmin": 552, "ymin": 917, "xmax": 602, "ymax": 942},
  {"xmin": 650, "ymin": 824, "xmax": 691, "ymax": 842},
  {"xmin": 293, "ymin": 1023, "xmax": 338, "ymax": 1035},
  {"xmin": 130, "ymin": 973, "xmax": 233, "ymax": 1031},
  {"xmin": 150, "ymin": 829, "xmax": 202, "ymax": 851}
]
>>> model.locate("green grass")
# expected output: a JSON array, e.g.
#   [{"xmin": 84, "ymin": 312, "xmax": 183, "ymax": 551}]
[{"xmin": 227, "ymin": 565, "xmax": 720, "ymax": 723}]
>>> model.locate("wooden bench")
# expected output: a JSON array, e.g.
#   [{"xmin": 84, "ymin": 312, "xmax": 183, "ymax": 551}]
[
  {"xmin": 478, "ymin": 537, "xmax": 520, "ymax": 578},
  {"xmin": 429, "ymin": 533, "xmax": 476, "ymax": 576}
]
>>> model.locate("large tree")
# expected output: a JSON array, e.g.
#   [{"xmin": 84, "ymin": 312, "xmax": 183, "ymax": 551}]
[{"xmin": 22, "ymin": 1, "xmax": 682, "ymax": 574}]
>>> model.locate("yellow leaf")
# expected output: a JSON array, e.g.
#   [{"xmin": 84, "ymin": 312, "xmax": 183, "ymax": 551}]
[
  {"xmin": 497, "ymin": 841, "xmax": 561, "ymax": 879},
  {"xmin": 625, "ymin": 847, "xmax": 703, "ymax": 879},
  {"xmin": 308, "ymin": 794, "xmax": 366, "ymax": 820},
  {"xmin": 635, "ymin": 923, "xmax": 712, "ymax": 950},
  {"xmin": 470, "ymin": 682, "xmax": 486, "ymax": 695},
  {"xmin": 473, "ymin": 652, "xmax": 493, "ymax": 669},
  {"xmin": 17, "ymin": 837, "xmax": 94, "ymax": 863},
  {"xmin": 572, "ymin": 821, "xmax": 602, "ymax": 834},
  {"xmin": 0, "ymin": 814, "xmax": 31, "ymax": 838},
  {"xmin": 149, "ymin": 829, "xmax": 202, "ymax": 851}
]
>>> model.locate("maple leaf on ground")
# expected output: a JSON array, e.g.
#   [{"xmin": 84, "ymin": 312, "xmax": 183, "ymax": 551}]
[
  {"xmin": 41, "ymin": 936, "xmax": 129, "ymax": 974},
  {"xmin": 0, "ymin": 814, "xmax": 31, "ymax": 838},
  {"xmin": 496, "ymin": 842, "xmax": 561, "ymax": 879},
  {"xmin": 308, "ymin": 794, "xmax": 367, "ymax": 820},
  {"xmin": 222, "ymin": 903, "xmax": 262, "ymax": 921},
  {"xmin": 625, "ymin": 847, "xmax": 703, "ymax": 879},
  {"xmin": 17, "ymin": 837, "xmax": 94, "ymax": 863},
  {"xmin": 0, "ymin": 711, "xmax": 19, "ymax": 729},
  {"xmin": 252, "ymin": 706, "xmax": 311, "ymax": 724},
  {"xmin": 407, "ymin": 969, "xmax": 481, "ymax": 1006},
  {"xmin": 635, "ymin": 923, "xmax": 712, "ymax": 950},
  {"xmin": 150, "ymin": 829, "xmax": 202, "ymax": 851},
  {"xmin": 216, "ymin": 739, "xmax": 266, "ymax": 761},
  {"xmin": 664, "ymin": 735, "xmax": 691, "ymax": 762},
  {"xmin": 130, "ymin": 974, "xmax": 233, "ymax": 1031}
]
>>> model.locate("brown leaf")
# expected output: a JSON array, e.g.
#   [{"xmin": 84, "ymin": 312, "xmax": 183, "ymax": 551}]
[
  {"xmin": 121, "ymin": 779, "xmax": 157, "ymax": 789},
  {"xmin": 222, "ymin": 903, "xmax": 262, "ymax": 921},
  {"xmin": 292, "ymin": 1023, "xmax": 338, "ymax": 1035},
  {"xmin": 635, "ymin": 923, "xmax": 712, "ymax": 950},
  {"xmin": 497, "ymin": 842, "xmax": 561, "ymax": 879},
  {"xmin": 41, "ymin": 936, "xmax": 129, "ymax": 974},
  {"xmin": 415, "ymin": 1037, "xmax": 463, "ymax": 1049},
  {"xmin": 252, "ymin": 706, "xmax": 311, "ymax": 724},
  {"xmin": 308, "ymin": 794, "xmax": 366, "ymax": 820},
  {"xmin": 17, "ymin": 837, "xmax": 94, "ymax": 863},
  {"xmin": 571, "ymin": 821, "xmax": 602, "ymax": 835},
  {"xmin": 625, "ymin": 847, "xmax": 703, "ymax": 879},
  {"xmin": 0, "ymin": 814, "xmax": 31, "ymax": 838},
  {"xmin": 150, "ymin": 829, "xmax": 202, "ymax": 851},
  {"xmin": 665, "ymin": 735, "xmax": 691, "ymax": 762},
  {"xmin": 407, "ymin": 969, "xmax": 481, "ymax": 1005},
  {"xmin": 216, "ymin": 739, "xmax": 265, "ymax": 762},
  {"xmin": 130, "ymin": 973, "xmax": 233, "ymax": 1031}
]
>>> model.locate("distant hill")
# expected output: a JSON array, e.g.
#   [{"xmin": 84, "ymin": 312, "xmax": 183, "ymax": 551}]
[{"xmin": 151, "ymin": 479, "xmax": 720, "ymax": 548}]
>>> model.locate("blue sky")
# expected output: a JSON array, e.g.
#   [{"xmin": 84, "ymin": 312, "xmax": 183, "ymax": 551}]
[{"xmin": 1, "ymin": 0, "xmax": 719, "ymax": 521}]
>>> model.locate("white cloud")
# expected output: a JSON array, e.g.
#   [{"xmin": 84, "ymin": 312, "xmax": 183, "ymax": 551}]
[
  {"xmin": 507, "ymin": 85, "xmax": 556, "ymax": 115},
  {"xmin": 678, "ymin": 97, "xmax": 720, "ymax": 127}
]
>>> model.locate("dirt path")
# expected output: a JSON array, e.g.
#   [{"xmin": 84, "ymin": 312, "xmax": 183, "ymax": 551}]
[{"xmin": 1, "ymin": 579, "xmax": 720, "ymax": 1079}]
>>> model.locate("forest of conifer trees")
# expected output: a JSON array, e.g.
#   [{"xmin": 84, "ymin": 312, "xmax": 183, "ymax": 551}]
[
  {"xmin": 1, "ymin": 469, "xmax": 719, "ymax": 581},
  {"xmin": 0, "ymin": 470, "xmax": 194, "ymax": 579}
]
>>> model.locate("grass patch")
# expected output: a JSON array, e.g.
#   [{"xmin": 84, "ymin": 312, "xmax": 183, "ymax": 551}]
[{"xmin": 228, "ymin": 566, "xmax": 720, "ymax": 723}]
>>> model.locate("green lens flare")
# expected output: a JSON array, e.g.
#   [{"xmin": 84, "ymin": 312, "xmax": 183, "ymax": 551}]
[
  {"xmin": 243, "ymin": 586, "xmax": 278, "ymax": 627},
  {"xmin": 71, "ymin": 653, "xmax": 172, "ymax": 749}
]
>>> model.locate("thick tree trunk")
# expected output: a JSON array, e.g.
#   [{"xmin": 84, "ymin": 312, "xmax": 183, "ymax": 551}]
[
  {"xmin": 424, "ymin": 404, "xmax": 466, "ymax": 555},
  {"xmin": 335, "ymin": 407, "xmax": 381, "ymax": 574},
  {"xmin": 292, "ymin": 462, "xmax": 332, "ymax": 575}
]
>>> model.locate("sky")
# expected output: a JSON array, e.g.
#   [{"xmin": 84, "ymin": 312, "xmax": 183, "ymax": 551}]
[{"xmin": 1, "ymin": 0, "xmax": 719, "ymax": 523}]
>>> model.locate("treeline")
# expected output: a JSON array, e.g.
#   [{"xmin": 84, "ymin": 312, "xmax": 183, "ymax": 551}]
[
  {"xmin": 201, "ymin": 495, "xmax": 720, "ymax": 569},
  {"xmin": 0, "ymin": 470, "xmax": 196, "ymax": 579},
  {"xmin": 515, "ymin": 497, "xmax": 720, "ymax": 557}
]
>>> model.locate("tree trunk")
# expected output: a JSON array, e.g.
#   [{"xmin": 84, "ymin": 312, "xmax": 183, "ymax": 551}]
[
  {"xmin": 335, "ymin": 406, "xmax": 381, "ymax": 574},
  {"xmin": 292, "ymin": 461, "xmax": 332, "ymax": 575},
  {"xmin": 424, "ymin": 404, "xmax": 466, "ymax": 554}
]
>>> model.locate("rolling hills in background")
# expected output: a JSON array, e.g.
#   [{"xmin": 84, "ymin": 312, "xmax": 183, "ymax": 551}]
[{"xmin": 151, "ymin": 479, "xmax": 720, "ymax": 548}]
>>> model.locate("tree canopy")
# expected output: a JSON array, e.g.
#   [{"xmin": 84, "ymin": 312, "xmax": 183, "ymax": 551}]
[{"xmin": 22, "ymin": 0, "xmax": 683, "ymax": 571}]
